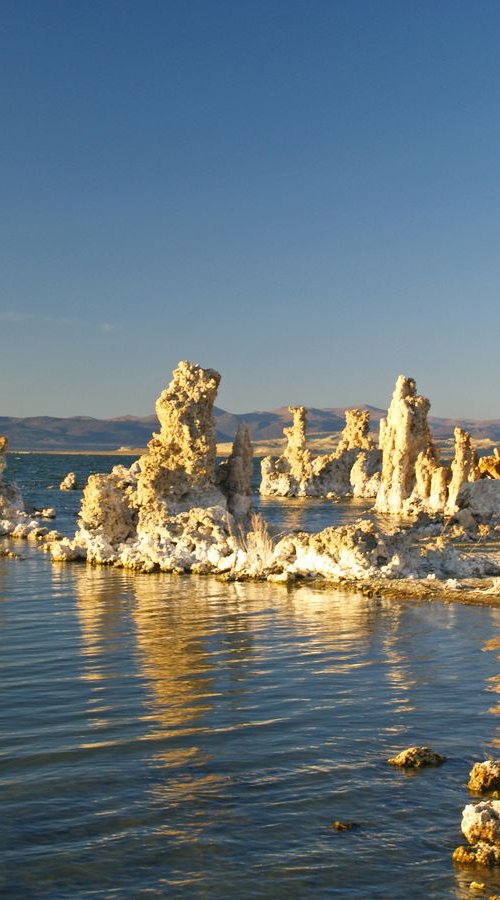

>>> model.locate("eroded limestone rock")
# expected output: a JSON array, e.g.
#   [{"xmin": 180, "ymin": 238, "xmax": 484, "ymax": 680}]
[
  {"xmin": 375, "ymin": 378, "xmax": 477, "ymax": 516},
  {"xmin": 0, "ymin": 436, "xmax": 42, "ymax": 538},
  {"xmin": 453, "ymin": 842, "xmax": 500, "ymax": 867},
  {"xmin": 49, "ymin": 362, "xmax": 241, "ymax": 573},
  {"xmin": 59, "ymin": 472, "xmax": 78, "ymax": 491},
  {"xmin": 469, "ymin": 761, "xmax": 500, "ymax": 794},
  {"xmin": 217, "ymin": 424, "xmax": 253, "ymax": 517},
  {"xmin": 457, "ymin": 482, "xmax": 500, "ymax": 523},
  {"xmin": 478, "ymin": 449, "xmax": 500, "ymax": 480},
  {"xmin": 350, "ymin": 450, "xmax": 382, "ymax": 498},
  {"xmin": 337, "ymin": 408, "xmax": 374, "ymax": 453},
  {"xmin": 261, "ymin": 406, "xmax": 380, "ymax": 499},
  {"xmin": 462, "ymin": 801, "xmax": 500, "ymax": 846},
  {"xmin": 447, "ymin": 427, "xmax": 478, "ymax": 511},
  {"xmin": 387, "ymin": 746, "xmax": 447, "ymax": 768},
  {"xmin": 375, "ymin": 376, "xmax": 437, "ymax": 514}
]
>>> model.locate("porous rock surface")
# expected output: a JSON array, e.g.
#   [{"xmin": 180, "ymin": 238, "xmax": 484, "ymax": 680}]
[
  {"xmin": 217, "ymin": 424, "xmax": 253, "ymax": 517},
  {"xmin": 469, "ymin": 761, "xmax": 500, "ymax": 794},
  {"xmin": 387, "ymin": 746, "xmax": 447, "ymax": 768},
  {"xmin": 260, "ymin": 406, "xmax": 381, "ymax": 499},
  {"xmin": 375, "ymin": 377, "xmax": 478, "ymax": 516},
  {"xmin": 457, "ymin": 481, "xmax": 500, "ymax": 523},
  {"xmin": 36, "ymin": 362, "xmax": 500, "ymax": 586},
  {"xmin": 453, "ymin": 842, "xmax": 500, "ymax": 867},
  {"xmin": 59, "ymin": 471, "xmax": 78, "ymax": 491},
  {"xmin": 461, "ymin": 801, "xmax": 500, "ymax": 846},
  {"xmin": 49, "ymin": 362, "xmax": 253, "ymax": 573},
  {"xmin": 0, "ymin": 436, "xmax": 45, "ymax": 539},
  {"xmin": 454, "ymin": 799, "xmax": 500, "ymax": 868}
]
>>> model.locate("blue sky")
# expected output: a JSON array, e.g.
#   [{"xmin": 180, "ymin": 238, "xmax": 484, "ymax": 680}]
[{"xmin": 1, "ymin": 0, "xmax": 499, "ymax": 418}]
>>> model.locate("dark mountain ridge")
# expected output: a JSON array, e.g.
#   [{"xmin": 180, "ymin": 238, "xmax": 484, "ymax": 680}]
[{"xmin": 1, "ymin": 406, "xmax": 499, "ymax": 451}]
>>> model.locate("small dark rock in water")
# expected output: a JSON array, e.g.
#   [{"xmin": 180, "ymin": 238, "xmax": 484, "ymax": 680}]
[
  {"xmin": 388, "ymin": 746, "xmax": 447, "ymax": 768},
  {"xmin": 332, "ymin": 821, "xmax": 358, "ymax": 831},
  {"xmin": 469, "ymin": 761, "xmax": 500, "ymax": 793}
]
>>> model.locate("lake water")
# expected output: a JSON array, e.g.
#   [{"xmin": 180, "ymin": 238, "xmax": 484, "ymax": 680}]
[{"xmin": 2, "ymin": 454, "xmax": 500, "ymax": 898}]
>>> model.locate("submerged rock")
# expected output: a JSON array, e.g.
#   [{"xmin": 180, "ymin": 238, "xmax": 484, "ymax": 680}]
[
  {"xmin": 332, "ymin": 820, "xmax": 359, "ymax": 831},
  {"xmin": 387, "ymin": 746, "xmax": 447, "ymax": 768},
  {"xmin": 59, "ymin": 472, "xmax": 78, "ymax": 491},
  {"xmin": 469, "ymin": 761, "xmax": 500, "ymax": 794}
]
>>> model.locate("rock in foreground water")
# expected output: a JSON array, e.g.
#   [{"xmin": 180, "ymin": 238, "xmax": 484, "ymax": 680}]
[
  {"xmin": 59, "ymin": 472, "xmax": 78, "ymax": 491},
  {"xmin": 469, "ymin": 761, "xmax": 500, "ymax": 794},
  {"xmin": 388, "ymin": 746, "xmax": 447, "ymax": 768},
  {"xmin": 453, "ymin": 842, "xmax": 500, "ymax": 867},
  {"xmin": 461, "ymin": 801, "xmax": 500, "ymax": 846}
]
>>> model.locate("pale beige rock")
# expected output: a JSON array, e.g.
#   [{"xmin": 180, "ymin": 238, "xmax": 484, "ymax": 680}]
[
  {"xmin": 447, "ymin": 427, "xmax": 478, "ymax": 511},
  {"xmin": 462, "ymin": 801, "xmax": 500, "ymax": 846},
  {"xmin": 261, "ymin": 407, "xmax": 380, "ymax": 499},
  {"xmin": 136, "ymin": 361, "xmax": 222, "ymax": 513},
  {"xmin": 79, "ymin": 471, "xmax": 137, "ymax": 543},
  {"xmin": 337, "ymin": 408, "xmax": 374, "ymax": 453},
  {"xmin": 375, "ymin": 376, "xmax": 439, "ymax": 514},
  {"xmin": 350, "ymin": 450, "xmax": 382, "ymax": 498},
  {"xmin": 260, "ymin": 406, "xmax": 312, "ymax": 497},
  {"xmin": 429, "ymin": 465, "xmax": 451, "ymax": 512},
  {"xmin": 283, "ymin": 406, "xmax": 311, "ymax": 479},
  {"xmin": 49, "ymin": 361, "xmax": 239, "ymax": 574},
  {"xmin": 387, "ymin": 746, "xmax": 447, "ymax": 768},
  {"xmin": 469, "ymin": 761, "xmax": 500, "ymax": 794},
  {"xmin": 59, "ymin": 472, "xmax": 78, "ymax": 491},
  {"xmin": 457, "ymin": 481, "xmax": 500, "ymax": 522}
]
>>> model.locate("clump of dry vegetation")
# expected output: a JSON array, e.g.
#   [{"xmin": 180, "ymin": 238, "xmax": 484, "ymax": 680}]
[{"xmin": 232, "ymin": 512, "xmax": 276, "ymax": 576}]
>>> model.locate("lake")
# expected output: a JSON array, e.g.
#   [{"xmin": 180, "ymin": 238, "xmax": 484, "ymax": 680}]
[{"xmin": 2, "ymin": 454, "xmax": 500, "ymax": 898}]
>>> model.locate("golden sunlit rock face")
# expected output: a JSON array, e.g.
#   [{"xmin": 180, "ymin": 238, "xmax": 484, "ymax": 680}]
[
  {"xmin": 375, "ymin": 376, "xmax": 479, "ymax": 516},
  {"xmin": 468, "ymin": 760, "xmax": 500, "ymax": 793},
  {"xmin": 49, "ymin": 361, "xmax": 253, "ymax": 572},
  {"xmin": 260, "ymin": 406, "xmax": 381, "ymax": 499},
  {"xmin": 387, "ymin": 746, "xmax": 447, "ymax": 768},
  {"xmin": 35, "ymin": 361, "xmax": 500, "ymax": 591}
]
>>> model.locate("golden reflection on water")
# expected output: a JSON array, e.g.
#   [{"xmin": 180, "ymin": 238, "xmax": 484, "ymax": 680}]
[
  {"xmin": 482, "ymin": 610, "xmax": 500, "ymax": 741},
  {"xmin": 69, "ymin": 567, "xmax": 426, "ymax": 752}
]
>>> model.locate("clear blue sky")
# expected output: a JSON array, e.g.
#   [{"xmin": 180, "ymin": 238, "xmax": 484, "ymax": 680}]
[{"xmin": 1, "ymin": 0, "xmax": 499, "ymax": 419}]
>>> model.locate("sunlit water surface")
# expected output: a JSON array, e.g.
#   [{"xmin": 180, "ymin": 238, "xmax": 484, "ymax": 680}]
[{"xmin": 2, "ymin": 454, "xmax": 500, "ymax": 898}]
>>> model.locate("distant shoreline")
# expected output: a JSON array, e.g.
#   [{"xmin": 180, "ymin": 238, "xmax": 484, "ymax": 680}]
[{"xmin": 7, "ymin": 433, "xmax": 495, "ymax": 460}]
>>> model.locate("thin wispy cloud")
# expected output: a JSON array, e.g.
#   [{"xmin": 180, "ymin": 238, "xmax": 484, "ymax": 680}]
[{"xmin": 0, "ymin": 311, "xmax": 117, "ymax": 332}]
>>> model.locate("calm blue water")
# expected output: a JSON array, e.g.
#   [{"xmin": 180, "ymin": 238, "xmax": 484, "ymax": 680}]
[{"xmin": 2, "ymin": 455, "xmax": 500, "ymax": 898}]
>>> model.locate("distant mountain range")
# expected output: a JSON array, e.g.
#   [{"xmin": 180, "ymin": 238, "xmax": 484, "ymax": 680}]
[{"xmin": 1, "ymin": 405, "xmax": 500, "ymax": 451}]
